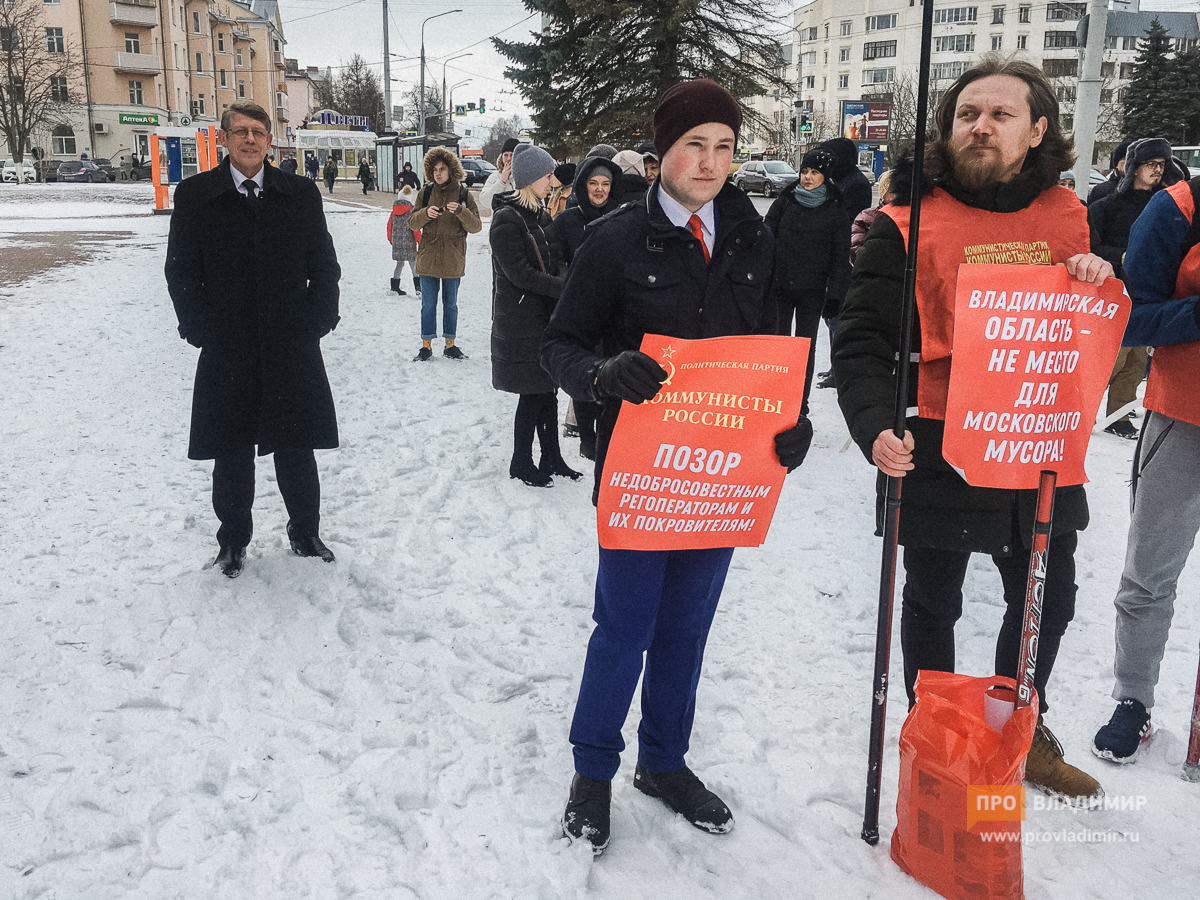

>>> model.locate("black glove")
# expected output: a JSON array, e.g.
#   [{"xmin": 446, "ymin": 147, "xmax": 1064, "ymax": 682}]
[
  {"xmin": 775, "ymin": 415, "xmax": 813, "ymax": 473},
  {"xmin": 592, "ymin": 351, "xmax": 668, "ymax": 404}
]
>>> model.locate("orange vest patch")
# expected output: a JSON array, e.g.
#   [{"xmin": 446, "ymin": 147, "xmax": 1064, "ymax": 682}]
[{"xmin": 884, "ymin": 186, "xmax": 1090, "ymax": 419}]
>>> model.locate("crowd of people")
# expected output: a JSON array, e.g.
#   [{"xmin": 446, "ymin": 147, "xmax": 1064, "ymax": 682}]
[{"xmin": 166, "ymin": 55, "xmax": 1200, "ymax": 860}]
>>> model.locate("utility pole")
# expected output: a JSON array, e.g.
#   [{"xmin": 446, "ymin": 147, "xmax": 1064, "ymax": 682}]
[
  {"xmin": 1074, "ymin": 0, "xmax": 1111, "ymax": 200},
  {"xmin": 382, "ymin": 0, "xmax": 391, "ymax": 131},
  {"xmin": 419, "ymin": 10, "xmax": 461, "ymax": 137},
  {"xmin": 794, "ymin": 25, "xmax": 805, "ymax": 170}
]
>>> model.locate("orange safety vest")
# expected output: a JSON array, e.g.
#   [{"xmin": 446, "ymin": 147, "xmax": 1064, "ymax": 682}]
[
  {"xmin": 884, "ymin": 186, "xmax": 1090, "ymax": 420},
  {"xmin": 1142, "ymin": 180, "xmax": 1200, "ymax": 428}
]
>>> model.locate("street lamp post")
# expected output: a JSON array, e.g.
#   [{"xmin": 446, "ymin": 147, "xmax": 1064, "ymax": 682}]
[
  {"xmin": 420, "ymin": 9, "xmax": 462, "ymax": 137},
  {"xmin": 447, "ymin": 79, "xmax": 471, "ymax": 135},
  {"xmin": 442, "ymin": 53, "xmax": 474, "ymax": 132}
]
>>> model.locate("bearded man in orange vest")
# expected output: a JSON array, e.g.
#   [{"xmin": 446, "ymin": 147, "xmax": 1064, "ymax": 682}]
[{"xmin": 833, "ymin": 56, "xmax": 1113, "ymax": 801}]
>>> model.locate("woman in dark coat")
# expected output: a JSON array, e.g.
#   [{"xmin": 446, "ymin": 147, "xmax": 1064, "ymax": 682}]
[
  {"xmin": 764, "ymin": 146, "xmax": 851, "ymax": 414},
  {"xmin": 357, "ymin": 157, "xmax": 373, "ymax": 195},
  {"xmin": 489, "ymin": 144, "xmax": 580, "ymax": 487}
]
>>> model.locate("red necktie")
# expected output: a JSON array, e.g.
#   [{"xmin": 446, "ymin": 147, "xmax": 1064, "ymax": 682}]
[{"xmin": 688, "ymin": 214, "xmax": 710, "ymax": 263}]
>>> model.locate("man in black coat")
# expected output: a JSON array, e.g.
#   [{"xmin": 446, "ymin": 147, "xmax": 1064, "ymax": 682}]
[
  {"xmin": 398, "ymin": 161, "xmax": 421, "ymax": 191},
  {"xmin": 165, "ymin": 101, "xmax": 342, "ymax": 578},
  {"xmin": 833, "ymin": 59, "xmax": 1111, "ymax": 801},
  {"xmin": 1087, "ymin": 139, "xmax": 1132, "ymax": 206},
  {"xmin": 542, "ymin": 79, "xmax": 813, "ymax": 854}
]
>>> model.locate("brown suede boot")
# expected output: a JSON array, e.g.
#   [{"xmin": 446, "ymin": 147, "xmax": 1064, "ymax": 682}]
[{"xmin": 1025, "ymin": 717, "xmax": 1103, "ymax": 804}]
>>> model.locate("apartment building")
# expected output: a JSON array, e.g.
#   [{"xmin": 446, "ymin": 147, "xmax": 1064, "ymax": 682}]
[
  {"xmin": 2, "ymin": 0, "xmax": 291, "ymax": 163},
  {"xmin": 763, "ymin": 0, "xmax": 1200, "ymax": 162}
]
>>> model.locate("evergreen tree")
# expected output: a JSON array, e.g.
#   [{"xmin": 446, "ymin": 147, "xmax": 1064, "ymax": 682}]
[
  {"xmin": 1166, "ymin": 48, "xmax": 1200, "ymax": 145},
  {"xmin": 494, "ymin": 0, "xmax": 789, "ymax": 156},
  {"xmin": 1121, "ymin": 18, "xmax": 1177, "ymax": 140}
]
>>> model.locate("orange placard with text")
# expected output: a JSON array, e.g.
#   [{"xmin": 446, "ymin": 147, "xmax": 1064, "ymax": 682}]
[
  {"xmin": 942, "ymin": 265, "xmax": 1130, "ymax": 489},
  {"xmin": 597, "ymin": 333, "xmax": 809, "ymax": 551}
]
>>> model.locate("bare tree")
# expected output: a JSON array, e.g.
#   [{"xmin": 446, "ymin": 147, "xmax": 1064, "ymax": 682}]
[
  {"xmin": 481, "ymin": 115, "xmax": 523, "ymax": 161},
  {"xmin": 399, "ymin": 83, "xmax": 444, "ymax": 135},
  {"xmin": 0, "ymin": 0, "xmax": 81, "ymax": 171}
]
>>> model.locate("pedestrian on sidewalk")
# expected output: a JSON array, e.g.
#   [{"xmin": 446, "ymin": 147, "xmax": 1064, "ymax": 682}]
[
  {"xmin": 305, "ymin": 153, "xmax": 319, "ymax": 180},
  {"xmin": 323, "ymin": 157, "xmax": 337, "ymax": 194},
  {"xmin": 542, "ymin": 78, "xmax": 812, "ymax": 854},
  {"xmin": 408, "ymin": 147, "xmax": 481, "ymax": 361},
  {"xmin": 489, "ymin": 144, "xmax": 579, "ymax": 487},
  {"xmin": 358, "ymin": 156, "xmax": 373, "ymax": 195},
  {"xmin": 387, "ymin": 185, "xmax": 420, "ymax": 296},
  {"xmin": 164, "ymin": 100, "xmax": 341, "ymax": 579}
]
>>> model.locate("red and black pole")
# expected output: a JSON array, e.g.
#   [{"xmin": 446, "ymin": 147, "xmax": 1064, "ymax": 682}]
[
  {"xmin": 860, "ymin": 0, "xmax": 936, "ymax": 847},
  {"xmin": 1183, "ymin": 654, "xmax": 1200, "ymax": 782},
  {"xmin": 1015, "ymin": 470, "xmax": 1058, "ymax": 712}
]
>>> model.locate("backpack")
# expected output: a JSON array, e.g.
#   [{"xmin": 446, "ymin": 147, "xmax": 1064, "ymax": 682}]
[{"xmin": 422, "ymin": 183, "xmax": 469, "ymax": 208}]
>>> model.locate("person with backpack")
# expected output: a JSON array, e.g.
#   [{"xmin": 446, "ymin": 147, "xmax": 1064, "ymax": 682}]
[
  {"xmin": 322, "ymin": 157, "xmax": 337, "ymax": 194},
  {"xmin": 407, "ymin": 148, "xmax": 482, "ymax": 361},
  {"xmin": 387, "ymin": 185, "xmax": 420, "ymax": 296}
]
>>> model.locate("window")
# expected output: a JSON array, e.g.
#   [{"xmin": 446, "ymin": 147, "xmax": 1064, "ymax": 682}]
[
  {"xmin": 44, "ymin": 0, "xmax": 60, "ymax": 4},
  {"xmin": 839, "ymin": 47, "xmax": 850, "ymax": 62},
  {"xmin": 129, "ymin": 79, "xmax": 144, "ymax": 104},
  {"xmin": 50, "ymin": 75, "xmax": 68, "ymax": 101},
  {"xmin": 1122, "ymin": 36, "xmax": 1138, "ymax": 50},
  {"xmin": 1044, "ymin": 31, "xmax": 1078, "ymax": 49},
  {"xmin": 1101, "ymin": 61, "xmax": 1115, "ymax": 78},
  {"xmin": 866, "ymin": 14, "xmax": 897, "ymax": 31},
  {"xmin": 838, "ymin": 73, "xmax": 849, "ymax": 88},
  {"xmin": 931, "ymin": 61, "xmax": 966, "ymax": 81},
  {"xmin": 824, "ymin": 23, "xmax": 829, "ymax": 39},
  {"xmin": 802, "ymin": 26, "xmax": 817, "ymax": 41},
  {"xmin": 804, "ymin": 75, "xmax": 815, "ymax": 89},
  {"xmin": 1, "ymin": 27, "xmax": 17, "ymax": 52},
  {"xmin": 1056, "ymin": 85, "xmax": 1075, "ymax": 102},
  {"xmin": 125, "ymin": 32, "xmax": 140, "ymax": 54},
  {"xmin": 1060, "ymin": 114, "xmax": 1073, "ymax": 131},
  {"xmin": 195, "ymin": 52, "xmax": 202, "ymax": 72},
  {"xmin": 51, "ymin": 124, "xmax": 75, "ymax": 155},
  {"xmin": 273, "ymin": 39, "xmax": 280, "ymax": 52},
  {"xmin": 823, "ymin": 49, "xmax": 828, "ymax": 64},
  {"xmin": 45, "ymin": 27, "xmax": 63, "ymax": 53},
  {"xmin": 862, "ymin": 67, "xmax": 895, "ymax": 85},
  {"xmin": 1018, "ymin": 6, "xmax": 1031, "ymax": 23},
  {"xmin": 220, "ymin": 68, "xmax": 226, "ymax": 87},
  {"xmin": 800, "ymin": 50, "xmax": 816, "ymax": 66},
  {"xmin": 933, "ymin": 7, "xmax": 977, "ymax": 24},
  {"xmin": 1016, "ymin": 34, "xmax": 1027, "ymax": 49},
  {"xmin": 238, "ymin": 79, "xmax": 245, "ymax": 98},
  {"xmin": 192, "ymin": 10, "xmax": 200, "ymax": 33},
  {"xmin": 863, "ymin": 41, "xmax": 897, "ymax": 60},
  {"xmin": 934, "ymin": 34, "xmax": 975, "ymax": 52},
  {"xmin": 991, "ymin": 35, "xmax": 1002, "ymax": 50},
  {"xmin": 991, "ymin": 6, "xmax": 1004, "ymax": 24},
  {"xmin": 1045, "ymin": 2, "xmax": 1084, "ymax": 21},
  {"xmin": 193, "ymin": 93, "xmax": 205, "ymax": 116},
  {"xmin": 1101, "ymin": 88, "xmax": 1113, "ymax": 104},
  {"xmin": 840, "ymin": 20, "xmax": 851, "ymax": 36},
  {"xmin": 1043, "ymin": 58, "xmax": 1078, "ymax": 77},
  {"xmin": 236, "ymin": 48, "xmax": 243, "ymax": 66},
  {"xmin": 822, "ymin": 76, "xmax": 827, "ymax": 90},
  {"xmin": 1104, "ymin": 35, "xmax": 1117, "ymax": 49},
  {"xmin": 1120, "ymin": 63, "xmax": 1136, "ymax": 79},
  {"xmin": 217, "ymin": 33, "xmax": 224, "ymax": 52}
]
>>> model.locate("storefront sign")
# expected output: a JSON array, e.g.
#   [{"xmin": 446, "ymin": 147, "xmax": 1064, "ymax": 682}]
[
  {"xmin": 119, "ymin": 113, "xmax": 159, "ymax": 126},
  {"xmin": 318, "ymin": 111, "xmax": 370, "ymax": 129}
]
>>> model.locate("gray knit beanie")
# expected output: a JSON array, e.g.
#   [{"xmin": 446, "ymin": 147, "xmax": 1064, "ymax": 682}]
[{"xmin": 511, "ymin": 143, "xmax": 557, "ymax": 189}]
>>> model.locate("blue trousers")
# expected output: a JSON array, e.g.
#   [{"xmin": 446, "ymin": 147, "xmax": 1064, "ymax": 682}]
[
  {"xmin": 419, "ymin": 276, "xmax": 460, "ymax": 340},
  {"xmin": 570, "ymin": 545, "xmax": 735, "ymax": 781}
]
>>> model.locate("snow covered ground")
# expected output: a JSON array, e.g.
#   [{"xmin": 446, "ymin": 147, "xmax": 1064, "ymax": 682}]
[{"xmin": 1, "ymin": 183, "xmax": 1197, "ymax": 899}]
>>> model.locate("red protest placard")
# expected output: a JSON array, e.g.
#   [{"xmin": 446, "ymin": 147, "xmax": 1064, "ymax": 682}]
[
  {"xmin": 597, "ymin": 333, "xmax": 809, "ymax": 551},
  {"xmin": 942, "ymin": 264, "xmax": 1130, "ymax": 489}
]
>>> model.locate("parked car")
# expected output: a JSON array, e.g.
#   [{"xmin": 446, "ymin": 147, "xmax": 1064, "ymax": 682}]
[
  {"xmin": 857, "ymin": 165, "xmax": 877, "ymax": 185},
  {"xmin": 38, "ymin": 159, "xmax": 64, "ymax": 182},
  {"xmin": 58, "ymin": 160, "xmax": 108, "ymax": 183},
  {"xmin": 2, "ymin": 159, "xmax": 38, "ymax": 184},
  {"xmin": 459, "ymin": 157, "xmax": 497, "ymax": 187},
  {"xmin": 91, "ymin": 157, "xmax": 118, "ymax": 182},
  {"xmin": 122, "ymin": 158, "xmax": 153, "ymax": 181},
  {"xmin": 733, "ymin": 160, "xmax": 797, "ymax": 197}
]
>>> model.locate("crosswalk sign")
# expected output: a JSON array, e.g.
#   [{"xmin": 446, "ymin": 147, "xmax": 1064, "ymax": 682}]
[{"xmin": 454, "ymin": 105, "xmax": 467, "ymax": 116}]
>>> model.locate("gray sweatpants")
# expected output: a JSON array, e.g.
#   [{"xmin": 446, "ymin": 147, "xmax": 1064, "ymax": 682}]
[{"xmin": 1112, "ymin": 412, "xmax": 1200, "ymax": 707}]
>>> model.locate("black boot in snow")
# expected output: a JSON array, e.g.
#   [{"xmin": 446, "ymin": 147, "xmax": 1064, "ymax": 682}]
[
  {"xmin": 562, "ymin": 773, "xmax": 611, "ymax": 854},
  {"xmin": 390, "ymin": 278, "xmax": 407, "ymax": 295},
  {"xmin": 633, "ymin": 763, "xmax": 734, "ymax": 834},
  {"xmin": 509, "ymin": 457, "xmax": 553, "ymax": 487}
]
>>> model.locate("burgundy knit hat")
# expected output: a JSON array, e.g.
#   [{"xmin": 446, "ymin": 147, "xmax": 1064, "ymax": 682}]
[{"xmin": 653, "ymin": 79, "xmax": 742, "ymax": 160}]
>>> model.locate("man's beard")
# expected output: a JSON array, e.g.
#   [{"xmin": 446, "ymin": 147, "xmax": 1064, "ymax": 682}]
[{"xmin": 952, "ymin": 144, "xmax": 1011, "ymax": 191}]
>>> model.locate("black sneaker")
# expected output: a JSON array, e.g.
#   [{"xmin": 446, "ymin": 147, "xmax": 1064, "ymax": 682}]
[
  {"xmin": 414, "ymin": 346, "xmax": 433, "ymax": 362},
  {"xmin": 1093, "ymin": 699, "xmax": 1153, "ymax": 763},
  {"xmin": 443, "ymin": 345, "xmax": 467, "ymax": 360},
  {"xmin": 633, "ymin": 763, "xmax": 733, "ymax": 834},
  {"xmin": 212, "ymin": 545, "xmax": 246, "ymax": 578},
  {"xmin": 562, "ymin": 773, "xmax": 611, "ymax": 854},
  {"xmin": 1104, "ymin": 419, "xmax": 1139, "ymax": 440}
]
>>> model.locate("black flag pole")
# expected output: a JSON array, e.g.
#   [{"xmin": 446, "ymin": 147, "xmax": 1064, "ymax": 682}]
[{"xmin": 861, "ymin": 0, "xmax": 936, "ymax": 847}]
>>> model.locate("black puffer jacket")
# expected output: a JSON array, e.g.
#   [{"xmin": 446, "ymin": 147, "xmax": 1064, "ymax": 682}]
[
  {"xmin": 764, "ymin": 184, "xmax": 851, "ymax": 313},
  {"xmin": 552, "ymin": 156, "xmax": 624, "ymax": 265},
  {"xmin": 832, "ymin": 169, "xmax": 1089, "ymax": 555},
  {"xmin": 490, "ymin": 193, "xmax": 565, "ymax": 395},
  {"xmin": 1087, "ymin": 188, "xmax": 1156, "ymax": 280},
  {"xmin": 541, "ymin": 180, "xmax": 776, "ymax": 502}
]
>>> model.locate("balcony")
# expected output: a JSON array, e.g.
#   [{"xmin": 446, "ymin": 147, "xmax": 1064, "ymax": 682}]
[
  {"xmin": 275, "ymin": 92, "xmax": 289, "ymax": 121},
  {"xmin": 110, "ymin": 1, "xmax": 158, "ymax": 27},
  {"xmin": 113, "ymin": 51, "xmax": 161, "ymax": 74},
  {"xmin": 273, "ymin": 50, "xmax": 285, "ymax": 68}
]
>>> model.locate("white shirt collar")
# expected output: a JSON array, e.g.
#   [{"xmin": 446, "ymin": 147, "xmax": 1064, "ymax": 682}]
[
  {"xmin": 231, "ymin": 163, "xmax": 265, "ymax": 195},
  {"xmin": 656, "ymin": 183, "xmax": 715, "ymax": 253}
]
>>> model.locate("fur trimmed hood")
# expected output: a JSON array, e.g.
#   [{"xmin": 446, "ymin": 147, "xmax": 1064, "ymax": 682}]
[{"xmin": 422, "ymin": 147, "xmax": 465, "ymax": 184}]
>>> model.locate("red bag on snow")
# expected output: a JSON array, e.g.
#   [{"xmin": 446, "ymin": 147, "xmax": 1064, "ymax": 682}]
[{"xmin": 891, "ymin": 672, "xmax": 1037, "ymax": 900}]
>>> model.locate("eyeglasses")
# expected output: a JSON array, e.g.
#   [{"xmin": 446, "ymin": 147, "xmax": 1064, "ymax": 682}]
[
  {"xmin": 228, "ymin": 128, "xmax": 269, "ymax": 140},
  {"xmin": 1141, "ymin": 160, "xmax": 1166, "ymax": 171}
]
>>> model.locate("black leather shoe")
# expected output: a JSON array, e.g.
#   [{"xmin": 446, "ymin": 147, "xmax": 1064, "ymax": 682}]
[
  {"xmin": 540, "ymin": 457, "xmax": 584, "ymax": 480},
  {"xmin": 562, "ymin": 773, "xmax": 611, "ymax": 854},
  {"xmin": 213, "ymin": 545, "xmax": 246, "ymax": 578},
  {"xmin": 288, "ymin": 530, "xmax": 335, "ymax": 562},
  {"xmin": 633, "ymin": 763, "xmax": 733, "ymax": 834}
]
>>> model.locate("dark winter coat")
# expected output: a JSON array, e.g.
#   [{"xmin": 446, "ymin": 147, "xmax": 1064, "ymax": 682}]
[
  {"xmin": 305, "ymin": 156, "xmax": 319, "ymax": 177},
  {"xmin": 832, "ymin": 170, "xmax": 1088, "ymax": 555},
  {"xmin": 764, "ymin": 184, "xmax": 851, "ymax": 320},
  {"xmin": 489, "ymin": 194, "xmax": 566, "ymax": 394},
  {"xmin": 280, "ymin": 157, "xmax": 298, "ymax": 175},
  {"xmin": 1087, "ymin": 169, "xmax": 1119, "ymax": 206},
  {"xmin": 398, "ymin": 167, "xmax": 421, "ymax": 190},
  {"xmin": 822, "ymin": 138, "xmax": 874, "ymax": 222},
  {"xmin": 1087, "ymin": 188, "xmax": 1156, "ymax": 280},
  {"xmin": 358, "ymin": 161, "xmax": 372, "ymax": 185},
  {"xmin": 165, "ymin": 158, "xmax": 341, "ymax": 460},
  {"xmin": 541, "ymin": 180, "xmax": 776, "ymax": 502},
  {"xmin": 551, "ymin": 156, "xmax": 624, "ymax": 266},
  {"xmin": 617, "ymin": 172, "xmax": 650, "ymax": 205},
  {"xmin": 408, "ymin": 147, "xmax": 482, "ymax": 279}
]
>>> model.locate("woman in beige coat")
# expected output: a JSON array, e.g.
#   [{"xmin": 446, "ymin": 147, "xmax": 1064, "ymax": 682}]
[{"xmin": 408, "ymin": 147, "xmax": 482, "ymax": 361}]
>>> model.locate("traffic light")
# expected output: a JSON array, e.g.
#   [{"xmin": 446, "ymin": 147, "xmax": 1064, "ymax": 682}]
[
  {"xmin": 799, "ymin": 113, "xmax": 813, "ymax": 134},
  {"xmin": 479, "ymin": 98, "xmax": 486, "ymax": 114}
]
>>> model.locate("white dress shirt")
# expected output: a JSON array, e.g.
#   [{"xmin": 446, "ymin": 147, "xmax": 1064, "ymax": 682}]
[
  {"xmin": 656, "ymin": 185, "xmax": 715, "ymax": 257},
  {"xmin": 231, "ymin": 164, "xmax": 265, "ymax": 197}
]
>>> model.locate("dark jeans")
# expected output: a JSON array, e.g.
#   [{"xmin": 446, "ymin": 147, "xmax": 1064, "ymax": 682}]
[
  {"xmin": 776, "ymin": 289, "xmax": 824, "ymax": 415},
  {"xmin": 899, "ymin": 531, "xmax": 1079, "ymax": 714},
  {"xmin": 212, "ymin": 446, "xmax": 321, "ymax": 548},
  {"xmin": 513, "ymin": 392, "xmax": 561, "ymax": 465}
]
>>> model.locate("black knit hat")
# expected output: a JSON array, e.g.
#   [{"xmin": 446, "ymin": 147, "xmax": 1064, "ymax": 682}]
[
  {"xmin": 800, "ymin": 148, "xmax": 837, "ymax": 180},
  {"xmin": 501, "ymin": 137, "xmax": 521, "ymax": 154},
  {"xmin": 1109, "ymin": 139, "xmax": 1133, "ymax": 170},
  {"xmin": 653, "ymin": 79, "xmax": 742, "ymax": 159}
]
